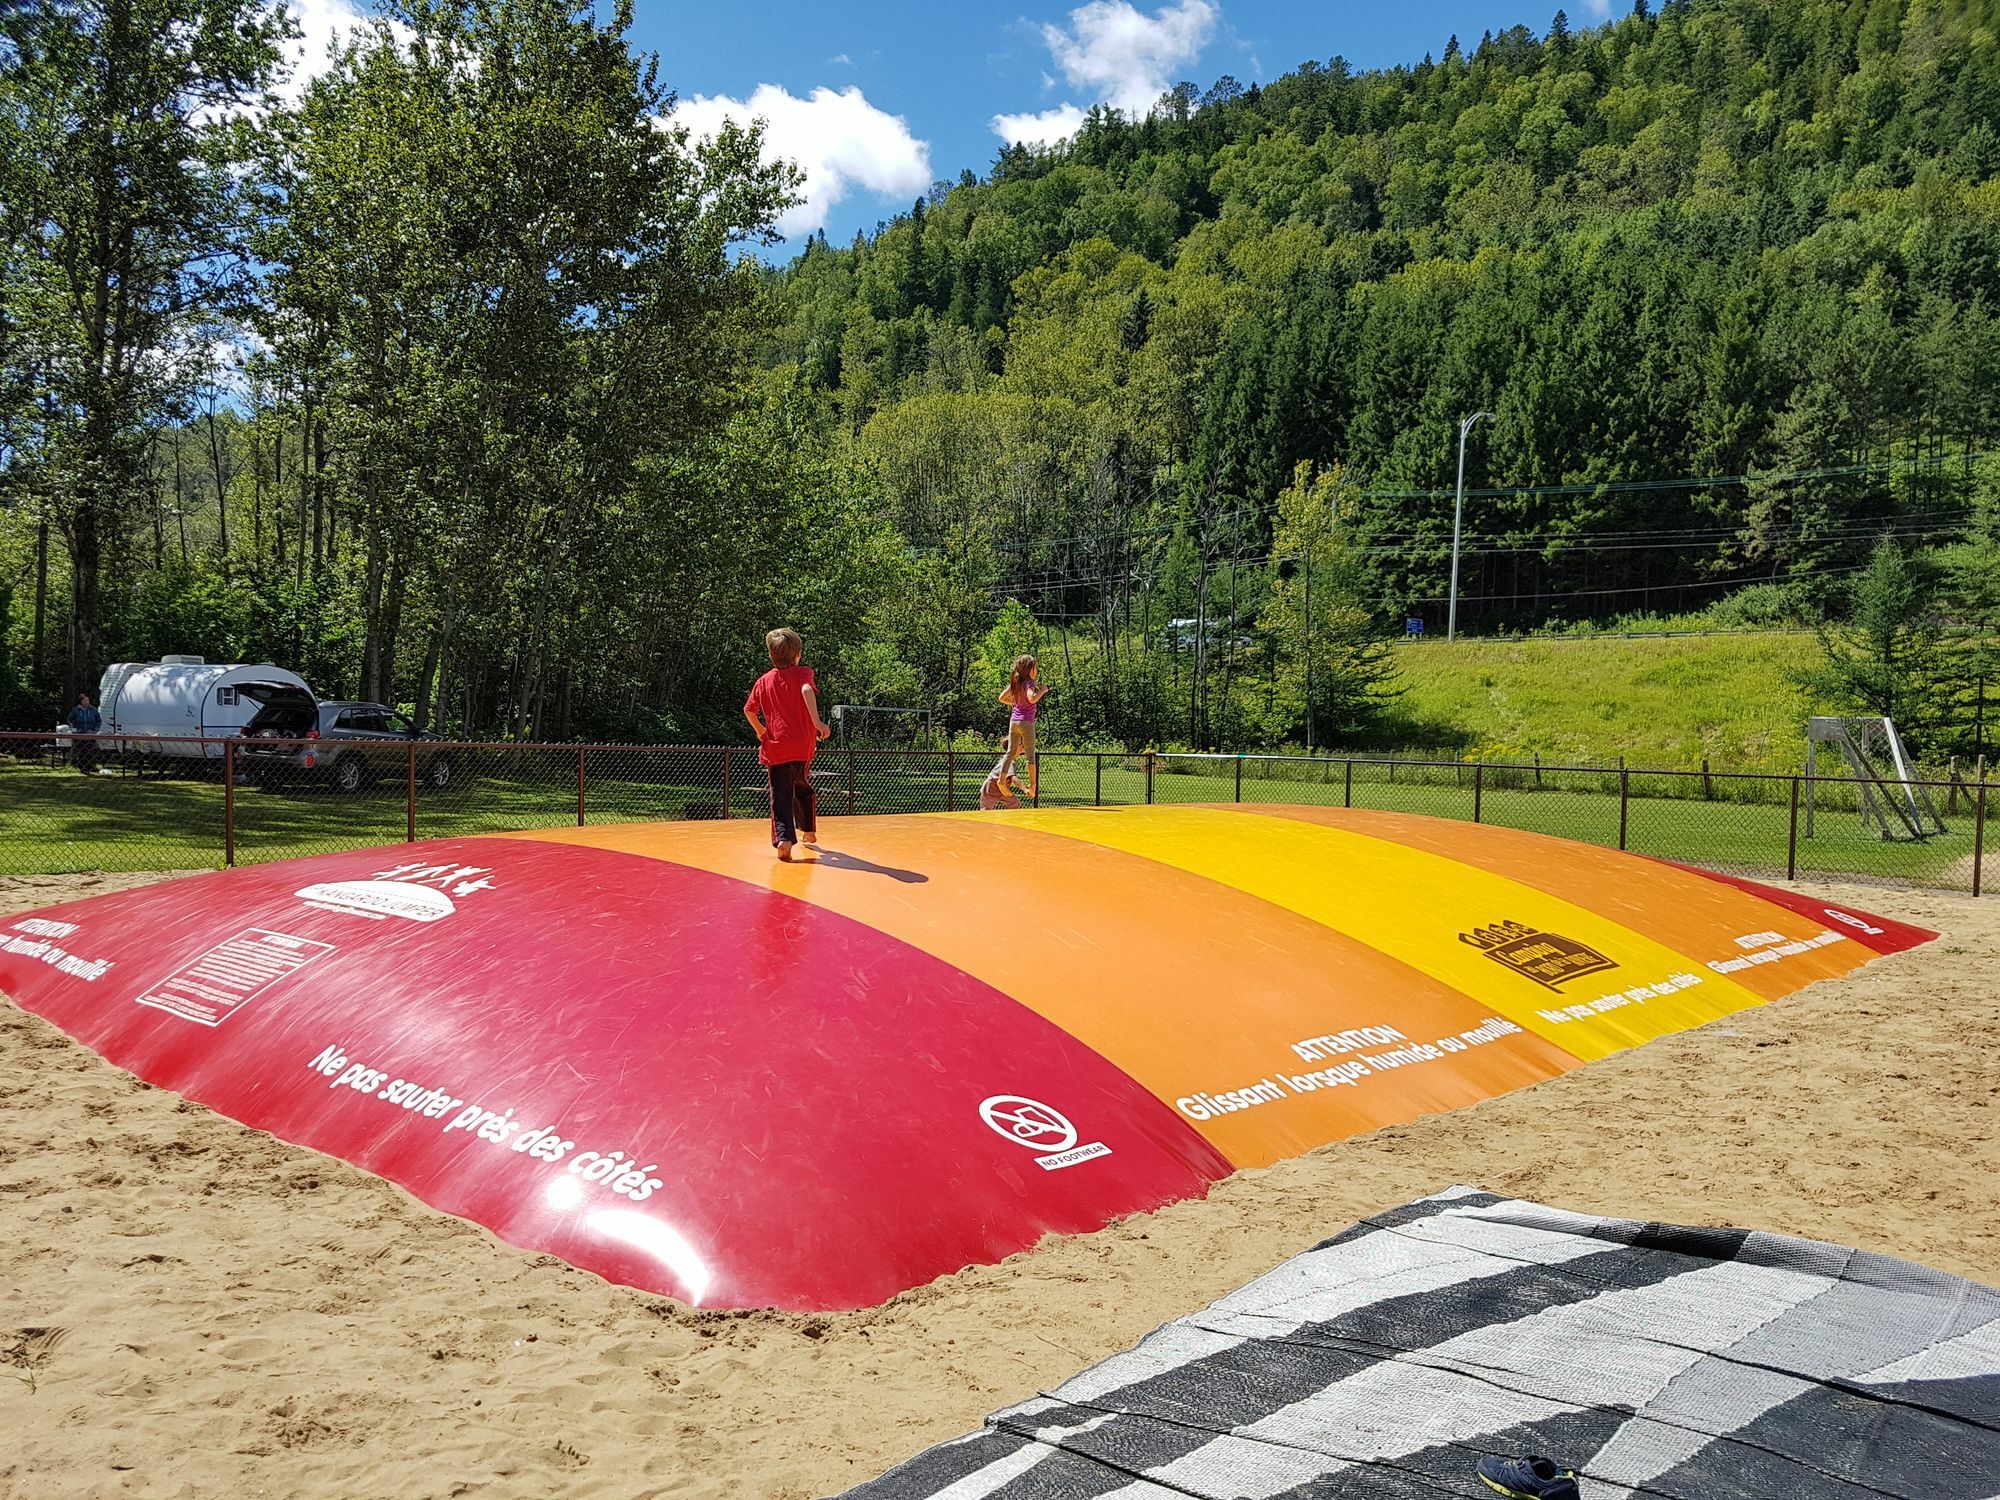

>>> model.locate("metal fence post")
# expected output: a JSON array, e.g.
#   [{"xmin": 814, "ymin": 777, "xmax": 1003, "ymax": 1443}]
[
  {"xmin": 1235, "ymin": 755, "xmax": 1244, "ymax": 803},
  {"xmin": 1618, "ymin": 767, "xmax": 1629, "ymax": 851},
  {"xmin": 576, "ymin": 746, "xmax": 587, "ymax": 826},
  {"xmin": 1473, "ymin": 761, "xmax": 1483, "ymax": 824},
  {"xmin": 1094, "ymin": 753, "xmax": 1102, "ymax": 806},
  {"xmin": 1974, "ymin": 776, "xmax": 1987, "ymax": 898},
  {"xmin": 1343, "ymin": 758, "xmax": 1353, "ymax": 808},
  {"xmin": 846, "ymin": 746, "xmax": 857, "ymax": 815},
  {"xmin": 406, "ymin": 741, "xmax": 417, "ymax": 842},
  {"xmin": 223, "ymin": 738, "xmax": 236, "ymax": 867},
  {"xmin": 1145, "ymin": 751, "xmax": 1155, "ymax": 805},
  {"xmin": 1787, "ymin": 776, "xmax": 1800, "ymax": 881},
  {"xmin": 946, "ymin": 746, "xmax": 956, "ymax": 812},
  {"xmin": 722, "ymin": 745, "xmax": 732, "ymax": 820}
]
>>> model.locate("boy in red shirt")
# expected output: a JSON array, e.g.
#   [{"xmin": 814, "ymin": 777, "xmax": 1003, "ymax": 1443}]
[{"xmin": 742, "ymin": 627, "xmax": 831, "ymax": 861}]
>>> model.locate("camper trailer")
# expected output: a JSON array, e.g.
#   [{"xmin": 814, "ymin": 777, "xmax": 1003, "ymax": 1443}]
[{"xmin": 99, "ymin": 657, "xmax": 316, "ymax": 762}]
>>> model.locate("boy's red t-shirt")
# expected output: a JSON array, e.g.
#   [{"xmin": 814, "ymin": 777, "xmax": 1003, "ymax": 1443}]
[{"xmin": 745, "ymin": 665, "xmax": 819, "ymax": 766}]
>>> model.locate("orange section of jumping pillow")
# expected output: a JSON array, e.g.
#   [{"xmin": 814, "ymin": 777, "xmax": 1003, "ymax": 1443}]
[
  {"xmin": 999, "ymin": 806, "xmax": 1769, "ymax": 1059},
  {"xmin": 502, "ymin": 816, "xmax": 1580, "ymax": 1169},
  {"xmin": 1230, "ymin": 805, "xmax": 1872, "ymax": 1000}
]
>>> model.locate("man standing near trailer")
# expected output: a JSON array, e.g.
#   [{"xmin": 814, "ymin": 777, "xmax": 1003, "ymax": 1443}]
[{"xmin": 68, "ymin": 692, "xmax": 101, "ymax": 774}]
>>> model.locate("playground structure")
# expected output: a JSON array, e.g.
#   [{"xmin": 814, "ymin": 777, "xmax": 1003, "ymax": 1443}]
[
  {"xmin": 1804, "ymin": 715, "xmax": 1948, "ymax": 841},
  {"xmin": 0, "ymin": 806, "xmax": 1932, "ymax": 1310}
]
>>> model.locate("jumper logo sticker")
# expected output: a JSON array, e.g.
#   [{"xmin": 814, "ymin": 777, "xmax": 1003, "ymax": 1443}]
[
  {"xmin": 297, "ymin": 861, "xmax": 498, "ymax": 923},
  {"xmin": 1823, "ymin": 908, "xmax": 1885, "ymax": 937},
  {"xmin": 137, "ymin": 929, "xmax": 335, "ymax": 1026},
  {"xmin": 1458, "ymin": 919, "xmax": 1618, "ymax": 991},
  {"xmin": 978, "ymin": 1095, "xmax": 1112, "ymax": 1172},
  {"xmin": 297, "ymin": 881, "xmax": 456, "ymax": 923}
]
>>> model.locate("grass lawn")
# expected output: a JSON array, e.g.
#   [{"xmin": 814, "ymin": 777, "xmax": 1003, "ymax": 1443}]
[{"xmin": 2, "ymin": 747, "xmax": 1981, "ymax": 894}]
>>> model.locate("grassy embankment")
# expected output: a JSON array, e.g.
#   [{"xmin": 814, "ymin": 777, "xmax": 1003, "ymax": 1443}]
[{"xmin": 1381, "ymin": 631, "xmax": 1829, "ymax": 772}]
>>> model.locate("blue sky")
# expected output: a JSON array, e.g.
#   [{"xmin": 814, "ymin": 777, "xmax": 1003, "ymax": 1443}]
[
  {"xmin": 294, "ymin": 0, "xmax": 1576, "ymax": 249},
  {"xmin": 637, "ymin": 0, "xmax": 1571, "ymax": 249}
]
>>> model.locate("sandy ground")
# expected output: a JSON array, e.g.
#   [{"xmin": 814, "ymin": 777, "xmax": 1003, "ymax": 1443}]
[{"xmin": 1, "ymin": 870, "xmax": 1994, "ymax": 1500}]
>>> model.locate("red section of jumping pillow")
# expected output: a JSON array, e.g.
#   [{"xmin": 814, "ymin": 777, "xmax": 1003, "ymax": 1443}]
[
  {"xmin": 1653, "ymin": 861, "xmax": 1938, "ymax": 954},
  {"xmin": 0, "ymin": 838, "xmax": 1228, "ymax": 1310}
]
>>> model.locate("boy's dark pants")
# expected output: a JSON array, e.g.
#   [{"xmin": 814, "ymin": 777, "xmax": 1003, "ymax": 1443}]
[{"xmin": 766, "ymin": 759, "xmax": 818, "ymax": 846}]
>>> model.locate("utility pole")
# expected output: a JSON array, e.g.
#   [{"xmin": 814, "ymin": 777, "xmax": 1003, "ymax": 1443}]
[
  {"xmin": 1302, "ymin": 474, "xmax": 1341, "ymax": 752},
  {"xmin": 1449, "ymin": 411, "xmax": 1493, "ymax": 641}
]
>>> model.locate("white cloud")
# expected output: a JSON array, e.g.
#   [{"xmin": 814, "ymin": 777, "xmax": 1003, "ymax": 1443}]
[
  {"xmin": 1041, "ymin": 0, "xmax": 1216, "ymax": 113},
  {"xmin": 828, "ymin": 52, "xmax": 855, "ymax": 65},
  {"xmin": 673, "ymin": 84, "xmax": 931, "ymax": 238},
  {"xmin": 275, "ymin": 0, "xmax": 411, "ymax": 105},
  {"xmin": 992, "ymin": 103, "xmax": 1089, "ymax": 148},
  {"xmin": 991, "ymin": 0, "xmax": 1217, "ymax": 146}
]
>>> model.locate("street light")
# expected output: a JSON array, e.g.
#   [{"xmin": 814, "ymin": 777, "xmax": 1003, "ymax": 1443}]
[{"xmin": 1448, "ymin": 411, "xmax": 1494, "ymax": 642}]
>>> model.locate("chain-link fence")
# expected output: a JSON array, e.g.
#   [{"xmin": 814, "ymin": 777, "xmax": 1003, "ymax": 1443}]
[{"xmin": 1, "ymin": 732, "xmax": 1988, "ymax": 895}]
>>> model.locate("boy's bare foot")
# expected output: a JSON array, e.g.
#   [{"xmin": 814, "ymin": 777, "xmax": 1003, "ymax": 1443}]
[
  {"xmin": 802, "ymin": 832, "xmax": 819, "ymax": 847},
  {"xmin": 776, "ymin": 840, "xmax": 796, "ymax": 862}
]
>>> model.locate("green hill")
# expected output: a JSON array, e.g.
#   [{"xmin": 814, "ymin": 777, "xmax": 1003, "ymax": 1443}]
[{"xmin": 1385, "ymin": 631, "xmax": 1827, "ymax": 770}]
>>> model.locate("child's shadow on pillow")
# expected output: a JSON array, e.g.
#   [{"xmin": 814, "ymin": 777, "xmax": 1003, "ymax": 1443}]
[{"xmin": 808, "ymin": 849, "xmax": 928, "ymax": 884}]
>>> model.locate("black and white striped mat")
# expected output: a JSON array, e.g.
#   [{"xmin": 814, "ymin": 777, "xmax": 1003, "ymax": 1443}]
[{"xmin": 841, "ymin": 1187, "xmax": 2000, "ymax": 1499}]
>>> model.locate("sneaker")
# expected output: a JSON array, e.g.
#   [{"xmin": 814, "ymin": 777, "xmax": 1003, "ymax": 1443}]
[{"xmin": 1476, "ymin": 1456, "xmax": 1580, "ymax": 1500}]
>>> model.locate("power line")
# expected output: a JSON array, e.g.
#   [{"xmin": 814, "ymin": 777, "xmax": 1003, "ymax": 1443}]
[
  {"xmin": 990, "ymin": 516, "xmax": 1972, "ymax": 598},
  {"xmin": 949, "ymin": 448, "xmax": 2000, "ymax": 559},
  {"xmin": 1359, "ymin": 451, "xmax": 1996, "ymax": 501}
]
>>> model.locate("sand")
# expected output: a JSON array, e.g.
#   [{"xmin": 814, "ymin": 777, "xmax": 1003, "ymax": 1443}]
[{"xmin": 1, "ymin": 870, "xmax": 1995, "ymax": 1500}]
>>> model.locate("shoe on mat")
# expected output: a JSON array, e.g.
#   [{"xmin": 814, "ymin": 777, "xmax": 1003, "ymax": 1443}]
[{"xmin": 1476, "ymin": 1455, "xmax": 1580, "ymax": 1500}]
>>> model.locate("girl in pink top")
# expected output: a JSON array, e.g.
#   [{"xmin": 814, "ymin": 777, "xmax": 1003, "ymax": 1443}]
[{"xmin": 997, "ymin": 655, "xmax": 1047, "ymax": 800}]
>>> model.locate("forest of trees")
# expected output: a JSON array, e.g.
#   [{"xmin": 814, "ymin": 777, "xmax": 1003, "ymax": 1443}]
[{"xmin": 4, "ymin": 0, "xmax": 1999, "ymax": 749}]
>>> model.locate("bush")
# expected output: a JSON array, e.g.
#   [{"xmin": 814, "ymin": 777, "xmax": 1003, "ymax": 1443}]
[{"xmin": 1701, "ymin": 582, "xmax": 1810, "ymax": 630}]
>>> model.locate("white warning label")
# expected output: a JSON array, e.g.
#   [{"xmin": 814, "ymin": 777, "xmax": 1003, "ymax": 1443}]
[{"xmin": 136, "ymin": 928, "xmax": 334, "ymax": 1027}]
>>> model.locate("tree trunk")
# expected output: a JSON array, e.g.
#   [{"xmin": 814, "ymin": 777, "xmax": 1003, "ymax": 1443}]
[
  {"xmin": 174, "ymin": 434, "xmax": 189, "ymax": 565},
  {"xmin": 311, "ymin": 415, "xmax": 326, "ymax": 575},
  {"xmin": 359, "ymin": 493, "xmax": 387, "ymax": 700},
  {"xmin": 272, "ymin": 424, "xmax": 287, "ymax": 569},
  {"xmin": 380, "ymin": 551, "xmax": 408, "ymax": 707},
  {"xmin": 149, "ymin": 431, "xmax": 164, "ymax": 567},
  {"xmin": 298, "ymin": 403, "xmax": 313, "ymax": 588},
  {"xmin": 63, "ymin": 512, "xmax": 103, "ymax": 704},
  {"xmin": 251, "ymin": 412, "xmax": 264, "ymax": 558},
  {"xmin": 414, "ymin": 606, "xmax": 453, "ymax": 732},
  {"xmin": 32, "ymin": 518, "xmax": 49, "ymax": 692},
  {"xmin": 206, "ymin": 405, "xmax": 229, "ymax": 555}
]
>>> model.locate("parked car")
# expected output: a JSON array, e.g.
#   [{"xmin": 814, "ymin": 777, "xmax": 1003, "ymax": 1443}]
[
  {"xmin": 239, "ymin": 697, "xmax": 456, "ymax": 793},
  {"xmin": 1159, "ymin": 618, "xmax": 1254, "ymax": 652}
]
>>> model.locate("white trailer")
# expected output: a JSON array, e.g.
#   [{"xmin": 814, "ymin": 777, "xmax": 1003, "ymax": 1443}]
[{"xmin": 99, "ymin": 657, "xmax": 315, "ymax": 761}]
